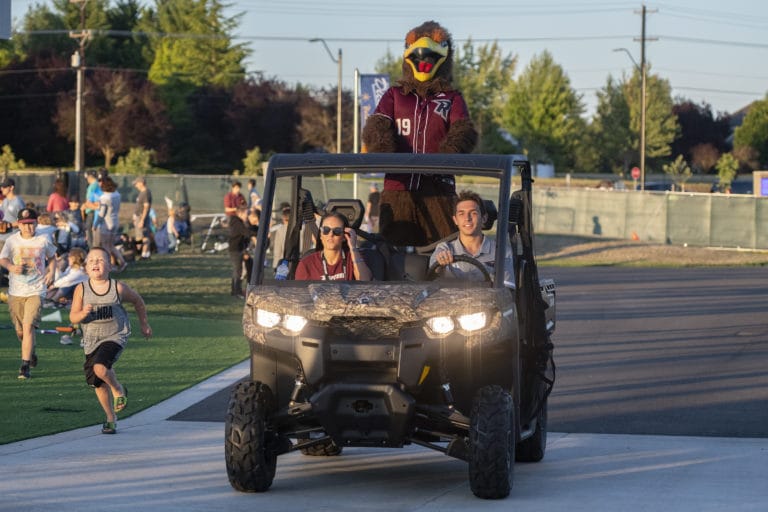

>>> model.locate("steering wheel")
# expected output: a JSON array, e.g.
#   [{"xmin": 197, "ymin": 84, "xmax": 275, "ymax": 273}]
[{"xmin": 426, "ymin": 254, "xmax": 492, "ymax": 282}]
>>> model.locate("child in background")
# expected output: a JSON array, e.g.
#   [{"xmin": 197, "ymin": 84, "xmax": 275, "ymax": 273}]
[
  {"xmin": 0, "ymin": 208, "xmax": 57, "ymax": 379},
  {"xmin": 69, "ymin": 246, "xmax": 152, "ymax": 434},
  {"xmin": 45, "ymin": 247, "xmax": 88, "ymax": 306}
]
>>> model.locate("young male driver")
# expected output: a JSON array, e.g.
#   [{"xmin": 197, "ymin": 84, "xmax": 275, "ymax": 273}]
[{"xmin": 429, "ymin": 190, "xmax": 515, "ymax": 285}]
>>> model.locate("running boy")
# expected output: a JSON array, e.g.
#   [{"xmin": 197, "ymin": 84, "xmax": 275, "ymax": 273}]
[
  {"xmin": 0, "ymin": 208, "xmax": 57, "ymax": 379},
  {"xmin": 69, "ymin": 246, "xmax": 153, "ymax": 434}
]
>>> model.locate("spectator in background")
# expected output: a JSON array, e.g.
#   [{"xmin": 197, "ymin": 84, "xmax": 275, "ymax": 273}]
[
  {"xmin": 0, "ymin": 178, "xmax": 26, "ymax": 228},
  {"xmin": 365, "ymin": 183, "xmax": 381, "ymax": 232},
  {"xmin": 228, "ymin": 205, "xmax": 257, "ymax": 297},
  {"xmin": 64, "ymin": 197, "xmax": 86, "ymax": 249},
  {"xmin": 247, "ymin": 178, "xmax": 261, "ymax": 212},
  {"xmin": 45, "ymin": 247, "xmax": 88, "ymax": 306},
  {"xmin": 132, "ymin": 176, "xmax": 153, "ymax": 260},
  {"xmin": 46, "ymin": 178, "xmax": 69, "ymax": 213},
  {"xmin": 0, "ymin": 208, "xmax": 57, "ymax": 380},
  {"xmin": 270, "ymin": 206, "xmax": 290, "ymax": 271},
  {"xmin": 81, "ymin": 170, "xmax": 103, "ymax": 249},
  {"xmin": 35, "ymin": 213, "xmax": 57, "ymax": 243},
  {"xmin": 224, "ymin": 181, "xmax": 247, "ymax": 216},
  {"xmin": 94, "ymin": 177, "xmax": 127, "ymax": 272}
]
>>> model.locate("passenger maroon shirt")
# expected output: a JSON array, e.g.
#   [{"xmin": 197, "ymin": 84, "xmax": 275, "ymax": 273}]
[
  {"xmin": 295, "ymin": 251, "xmax": 355, "ymax": 281},
  {"xmin": 370, "ymin": 86, "xmax": 471, "ymax": 191}
]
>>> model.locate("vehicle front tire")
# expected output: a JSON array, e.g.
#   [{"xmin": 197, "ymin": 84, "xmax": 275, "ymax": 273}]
[
  {"xmin": 225, "ymin": 381, "xmax": 277, "ymax": 492},
  {"xmin": 516, "ymin": 399, "xmax": 547, "ymax": 462},
  {"xmin": 468, "ymin": 385, "xmax": 515, "ymax": 499}
]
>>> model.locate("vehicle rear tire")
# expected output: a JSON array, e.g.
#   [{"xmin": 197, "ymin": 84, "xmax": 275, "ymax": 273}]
[
  {"xmin": 516, "ymin": 399, "xmax": 547, "ymax": 462},
  {"xmin": 298, "ymin": 437, "xmax": 343, "ymax": 456},
  {"xmin": 225, "ymin": 381, "xmax": 277, "ymax": 492},
  {"xmin": 468, "ymin": 385, "xmax": 515, "ymax": 499}
]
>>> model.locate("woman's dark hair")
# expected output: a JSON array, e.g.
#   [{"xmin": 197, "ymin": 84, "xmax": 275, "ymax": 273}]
[
  {"xmin": 53, "ymin": 179, "xmax": 67, "ymax": 197},
  {"xmin": 319, "ymin": 211, "xmax": 349, "ymax": 229},
  {"xmin": 101, "ymin": 177, "xmax": 118, "ymax": 193}
]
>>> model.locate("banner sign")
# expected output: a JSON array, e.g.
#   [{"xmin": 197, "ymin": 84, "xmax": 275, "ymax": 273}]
[{"xmin": 359, "ymin": 74, "xmax": 390, "ymax": 132}]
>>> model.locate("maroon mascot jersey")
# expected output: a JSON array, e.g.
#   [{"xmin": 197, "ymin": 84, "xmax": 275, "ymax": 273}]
[{"xmin": 362, "ymin": 21, "xmax": 477, "ymax": 247}]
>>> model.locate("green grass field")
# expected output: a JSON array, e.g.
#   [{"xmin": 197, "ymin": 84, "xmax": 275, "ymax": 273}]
[{"xmin": 0, "ymin": 251, "xmax": 250, "ymax": 444}]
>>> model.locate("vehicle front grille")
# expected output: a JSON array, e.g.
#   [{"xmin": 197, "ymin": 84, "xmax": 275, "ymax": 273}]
[{"xmin": 327, "ymin": 316, "xmax": 404, "ymax": 340}]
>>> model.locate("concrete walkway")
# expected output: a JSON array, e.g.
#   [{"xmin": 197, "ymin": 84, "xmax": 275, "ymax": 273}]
[{"xmin": 1, "ymin": 361, "xmax": 766, "ymax": 512}]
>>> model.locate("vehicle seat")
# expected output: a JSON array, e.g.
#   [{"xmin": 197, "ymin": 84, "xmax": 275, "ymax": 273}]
[
  {"xmin": 323, "ymin": 199, "xmax": 365, "ymax": 229},
  {"xmin": 387, "ymin": 252, "xmax": 430, "ymax": 281}
]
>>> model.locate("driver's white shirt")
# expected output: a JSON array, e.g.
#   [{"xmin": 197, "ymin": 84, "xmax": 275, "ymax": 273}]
[{"xmin": 430, "ymin": 235, "xmax": 514, "ymax": 284}]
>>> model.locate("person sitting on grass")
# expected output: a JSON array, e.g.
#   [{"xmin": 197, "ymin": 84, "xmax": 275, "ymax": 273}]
[
  {"xmin": 45, "ymin": 247, "xmax": 88, "ymax": 307},
  {"xmin": 69, "ymin": 246, "xmax": 153, "ymax": 435}
]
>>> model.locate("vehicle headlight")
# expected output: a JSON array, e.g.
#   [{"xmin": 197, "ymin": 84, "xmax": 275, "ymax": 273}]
[
  {"xmin": 256, "ymin": 309, "xmax": 281, "ymax": 328},
  {"xmin": 283, "ymin": 314, "xmax": 308, "ymax": 333},
  {"xmin": 426, "ymin": 316, "xmax": 455, "ymax": 335},
  {"xmin": 457, "ymin": 311, "xmax": 487, "ymax": 332}
]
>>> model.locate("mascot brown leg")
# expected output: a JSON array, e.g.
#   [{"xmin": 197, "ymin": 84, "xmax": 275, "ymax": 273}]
[{"xmin": 380, "ymin": 190, "xmax": 456, "ymax": 246}]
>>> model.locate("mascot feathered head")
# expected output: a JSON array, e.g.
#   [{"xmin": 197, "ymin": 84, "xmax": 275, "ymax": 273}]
[{"xmin": 399, "ymin": 21, "xmax": 454, "ymax": 96}]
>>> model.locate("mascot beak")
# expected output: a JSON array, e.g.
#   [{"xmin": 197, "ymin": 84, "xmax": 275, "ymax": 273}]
[{"xmin": 404, "ymin": 36, "xmax": 449, "ymax": 82}]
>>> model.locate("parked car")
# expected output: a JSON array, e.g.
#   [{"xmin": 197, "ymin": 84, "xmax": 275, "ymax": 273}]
[{"xmin": 711, "ymin": 180, "xmax": 753, "ymax": 194}]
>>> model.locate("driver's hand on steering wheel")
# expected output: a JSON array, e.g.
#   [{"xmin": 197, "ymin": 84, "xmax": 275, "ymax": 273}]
[{"xmin": 434, "ymin": 249, "xmax": 454, "ymax": 266}]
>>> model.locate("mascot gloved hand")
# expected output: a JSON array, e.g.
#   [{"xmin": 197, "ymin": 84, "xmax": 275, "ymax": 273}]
[{"xmin": 362, "ymin": 20, "xmax": 477, "ymax": 246}]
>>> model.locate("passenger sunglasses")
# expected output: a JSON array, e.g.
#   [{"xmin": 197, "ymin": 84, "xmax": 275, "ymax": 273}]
[{"xmin": 321, "ymin": 226, "xmax": 344, "ymax": 236}]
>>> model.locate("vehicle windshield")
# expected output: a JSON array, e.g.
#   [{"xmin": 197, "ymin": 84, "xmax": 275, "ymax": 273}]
[{"xmin": 256, "ymin": 166, "xmax": 518, "ymax": 287}]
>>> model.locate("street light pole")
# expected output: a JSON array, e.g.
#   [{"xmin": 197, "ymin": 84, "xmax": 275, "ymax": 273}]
[
  {"xmin": 639, "ymin": 4, "xmax": 647, "ymax": 192},
  {"xmin": 613, "ymin": 47, "xmax": 645, "ymax": 191},
  {"xmin": 69, "ymin": 0, "xmax": 89, "ymax": 173},
  {"xmin": 309, "ymin": 38, "xmax": 342, "ymax": 154}
]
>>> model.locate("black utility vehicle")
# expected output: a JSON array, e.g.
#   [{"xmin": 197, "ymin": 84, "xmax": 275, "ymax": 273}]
[{"xmin": 225, "ymin": 154, "xmax": 556, "ymax": 499}]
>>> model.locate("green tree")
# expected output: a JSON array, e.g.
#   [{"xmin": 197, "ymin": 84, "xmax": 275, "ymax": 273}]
[
  {"xmin": 662, "ymin": 154, "xmax": 692, "ymax": 191},
  {"xmin": 142, "ymin": 0, "xmax": 249, "ymax": 89},
  {"xmin": 0, "ymin": 145, "xmax": 26, "ymax": 175},
  {"xmin": 714, "ymin": 152, "xmax": 739, "ymax": 192},
  {"xmin": 733, "ymin": 96, "xmax": 768, "ymax": 168},
  {"xmin": 454, "ymin": 39, "xmax": 517, "ymax": 153},
  {"xmin": 113, "ymin": 146, "xmax": 157, "ymax": 174},
  {"xmin": 54, "ymin": 69, "xmax": 170, "ymax": 167},
  {"xmin": 373, "ymin": 48, "xmax": 402, "ymax": 83},
  {"xmin": 498, "ymin": 50, "xmax": 585, "ymax": 172},
  {"xmin": 623, "ymin": 66, "xmax": 679, "ymax": 164},
  {"xmin": 589, "ymin": 76, "xmax": 634, "ymax": 174},
  {"xmin": 241, "ymin": 146, "xmax": 264, "ymax": 176}
]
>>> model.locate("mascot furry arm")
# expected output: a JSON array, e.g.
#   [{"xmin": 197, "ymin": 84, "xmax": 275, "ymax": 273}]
[{"xmin": 362, "ymin": 20, "xmax": 477, "ymax": 156}]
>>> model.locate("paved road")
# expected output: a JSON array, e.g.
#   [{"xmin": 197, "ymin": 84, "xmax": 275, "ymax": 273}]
[
  {"xmin": 173, "ymin": 267, "xmax": 768, "ymax": 438},
  {"xmin": 1, "ymin": 267, "xmax": 767, "ymax": 511}
]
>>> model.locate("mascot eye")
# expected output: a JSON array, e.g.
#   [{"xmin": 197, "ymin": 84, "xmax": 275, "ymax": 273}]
[{"xmin": 407, "ymin": 47, "xmax": 441, "ymax": 64}]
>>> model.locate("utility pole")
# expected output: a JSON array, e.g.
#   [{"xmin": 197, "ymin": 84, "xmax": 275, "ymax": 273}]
[
  {"xmin": 639, "ymin": 4, "xmax": 647, "ymax": 192},
  {"xmin": 635, "ymin": 4, "xmax": 656, "ymax": 192},
  {"xmin": 69, "ymin": 0, "xmax": 90, "ymax": 173}
]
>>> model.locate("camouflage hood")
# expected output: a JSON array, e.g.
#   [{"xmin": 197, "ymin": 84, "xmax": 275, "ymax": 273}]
[{"xmin": 245, "ymin": 283, "xmax": 514, "ymax": 323}]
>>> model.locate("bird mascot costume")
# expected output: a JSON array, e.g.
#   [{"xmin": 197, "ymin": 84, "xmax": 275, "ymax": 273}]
[{"xmin": 362, "ymin": 20, "xmax": 477, "ymax": 246}]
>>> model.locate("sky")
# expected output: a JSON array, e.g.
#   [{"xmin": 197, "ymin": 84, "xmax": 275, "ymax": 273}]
[{"xmin": 9, "ymin": 0, "xmax": 768, "ymax": 118}]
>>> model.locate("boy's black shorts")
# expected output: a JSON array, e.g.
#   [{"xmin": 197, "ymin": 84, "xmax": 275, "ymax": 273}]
[{"xmin": 84, "ymin": 341, "xmax": 123, "ymax": 388}]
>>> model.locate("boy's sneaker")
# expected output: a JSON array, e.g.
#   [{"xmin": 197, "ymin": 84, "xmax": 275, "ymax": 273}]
[
  {"xmin": 18, "ymin": 365, "xmax": 31, "ymax": 380},
  {"xmin": 101, "ymin": 421, "xmax": 117, "ymax": 434},
  {"xmin": 30, "ymin": 352, "xmax": 38, "ymax": 368}
]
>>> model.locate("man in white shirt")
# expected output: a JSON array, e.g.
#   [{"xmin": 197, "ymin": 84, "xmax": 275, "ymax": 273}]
[{"xmin": 429, "ymin": 190, "xmax": 514, "ymax": 285}]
